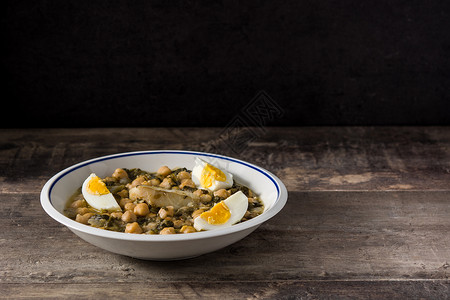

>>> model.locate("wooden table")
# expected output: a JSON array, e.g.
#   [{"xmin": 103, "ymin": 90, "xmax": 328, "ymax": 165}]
[{"xmin": 1, "ymin": 127, "xmax": 449, "ymax": 299}]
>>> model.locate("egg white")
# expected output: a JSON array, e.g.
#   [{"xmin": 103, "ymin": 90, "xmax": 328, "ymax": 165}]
[
  {"xmin": 191, "ymin": 158, "xmax": 233, "ymax": 191},
  {"xmin": 81, "ymin": 173, "xmax": 121, "ymax": 212},
  {"xmin": 194, "ymin": 191, "xmax": 248, "ymax": 231}
]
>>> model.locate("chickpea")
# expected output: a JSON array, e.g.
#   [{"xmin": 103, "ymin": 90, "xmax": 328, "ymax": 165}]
[
  {"xmin": 134, "ymin": 203, "xmax": 150, "ymax": 217},
  {"xmin": 110, "ymin": 212, "xmax": 123, "ymax": 219},
  {"xmin": 159, "ymin": 227, "xmax": 176, "ymax": 235},
  {"xmin": 149, "ymin": 178, "xmax": 160, "ymax": 186},
  {"xmin": 119, "ymin": 198, "xmax": 134, "ymax": 208},
  {"xmin": 192, "ymin": 209, "xmax": 204, "ymax": 219},
  {"xmin": 158, "ymin": 206, "xmax": 174, "ymax": 219},
  {"xmin": 70, "ymin": 199, "xmax": 86, "ymax": 209},
  {"xmin": 157, "ymin": 166, "xmax": 172, "ymax": 177},
  {"xmin": 143, "ymin": 222, "xmax": 157, "ymax": 232},
  {"xmin": 193, "ymin": 189, "xmax": 204, "ymax": 198},
  {"xmin": 112, "ymin": 168, "xmax": 128, "ymax": 180},
  {"xmin": 180, "ymin": 225, "xmax": 196, "ymax": 234},
  {"xmin": 126, "ymin": 175, "xmax": 146, "ymax": 189},
  {"xmin": 117, "ymin": 189, "xmax": 129, "ymax": 198},
  {"xmin": 179, "ymin": 178, "xmax": 196, "ymax": 189},
  {"xmin": 159, "ymin": 178, "xmax": 174, "ymax": 189},
  {"xmin": 125, "ymin": 222, "xmax": 143, "ymax": 234},
  {"xmin": 200, "ymin": 194, "xmax": 212, "ymax": 203},
  {"xmin": 124, "ymin": 202, "xmax": 136, "ymax": 211},
  {"xmin": 121, "ymin": 210, "xmax": 137, "ymax": 223},
  {"xmin": 75, "ymin": 213, "xmax": 94, "ymax": 224},
  {"xmin": 214, "ymin": 189, "xmax": 229, "ymax": 199},
  {"xmin": 177, "ymin": 171, "xmax": 191, "ymax": 181},
  {"xmin": 158, "ymin": 208, "xmax": 168, "ymax": 219},
  {"xmin": 172, "ymin": 219, "xmax": 184, "ymax": 229},
  {"xmin": 76, "ymin": 207, "xmax": 91, "ymax": 215}
]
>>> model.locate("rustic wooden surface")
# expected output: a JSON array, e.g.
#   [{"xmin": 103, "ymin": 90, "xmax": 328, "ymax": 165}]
[{"xmin": 0, "ymin": 127, "xmax": 449, "ymax": 299}]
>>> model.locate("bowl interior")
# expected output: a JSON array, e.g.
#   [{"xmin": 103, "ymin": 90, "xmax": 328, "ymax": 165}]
[{"xmin": 48, "ymin": 151, "xmax": 282, "ymax": 221}]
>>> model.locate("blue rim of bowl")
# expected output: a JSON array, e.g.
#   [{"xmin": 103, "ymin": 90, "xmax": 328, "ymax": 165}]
[{"xmin": 41, "ymin": 150, "xmax": 288, "ymax": 241}]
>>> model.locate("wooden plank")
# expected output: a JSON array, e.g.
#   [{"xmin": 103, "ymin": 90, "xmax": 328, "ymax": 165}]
[
  {"xmin": 1, "ymin": 281, "xmax": 449, "ymax": 299},
  {"xmin": 1, "ymin": 191, "xmax": 449, "ymax": 284},
  {"xmin": 1, "ymin": 127, "xmax": 449, "ymax": 298},
  {"xmin": 1, "ymin": 127, "xmax": 449, "ymax": 193}
]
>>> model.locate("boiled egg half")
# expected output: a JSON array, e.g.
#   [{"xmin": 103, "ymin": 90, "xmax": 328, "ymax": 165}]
[
  {"xmin": 81, "ymin": 173, "xmax": 121, "ymax": 212},
  {"xmin": 191, "ymin": 158, "xmax": 233, "ymax": 191},
  {"xmin": 194, "ymin": 191, "xmax": 248, "ymax": 231}
]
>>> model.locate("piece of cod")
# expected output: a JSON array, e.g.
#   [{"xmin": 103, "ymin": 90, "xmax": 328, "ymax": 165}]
[{"xmin": 129, "ymin": 185, "xmax": 200, "ymax": 210}]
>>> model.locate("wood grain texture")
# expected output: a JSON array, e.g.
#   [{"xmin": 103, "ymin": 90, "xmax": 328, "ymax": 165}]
[
  {"xmin": 1, "ymin": 127, "xmax": 449, "ymax": 193},
  {"xmin": 1, "ymin": 192, "xmax": 449, "ymax": 283},
  {"xmin": 1, "ymin": 281, "xmax": 449, "ymax": 299},
  {"xmin": 0, "ymin": 127, "xmax": 449, "ymax": 299}
]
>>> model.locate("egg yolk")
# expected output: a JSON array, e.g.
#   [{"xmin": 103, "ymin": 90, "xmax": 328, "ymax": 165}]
[
  {"xmin": 200, "ymin": 201, "xmax": 231, "ymax": 225},
  {"xmin": 200, "ymin": 164, "xmax": 226, "ymax": 188},
  {"xmin": 87, "ymin": 176, "xmax": 110, "ymax": 195}
]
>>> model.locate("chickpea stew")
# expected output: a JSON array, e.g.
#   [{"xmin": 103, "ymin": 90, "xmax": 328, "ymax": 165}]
[{"xmin": 64, "ymin": 163, "xmax": 264, "ymax": 235}]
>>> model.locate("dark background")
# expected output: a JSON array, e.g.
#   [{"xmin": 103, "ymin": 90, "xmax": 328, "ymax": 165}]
[{"xmin": 3, "ymin": 0, "xmax": 450, "ymax": 127}]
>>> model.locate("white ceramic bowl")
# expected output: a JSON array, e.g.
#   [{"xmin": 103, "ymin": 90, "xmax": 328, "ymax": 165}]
[{"xmin": 40, "ymin": 150, "xmax": 288, "ymax": 260}]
